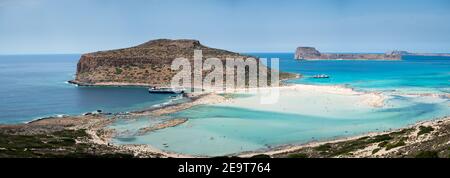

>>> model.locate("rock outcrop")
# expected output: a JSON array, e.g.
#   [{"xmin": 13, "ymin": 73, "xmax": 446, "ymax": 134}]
[
  {"xmin": 295, "ymin": 47, "xmax": 402, "ymax": 60},
  {"xmin": 71, "ymin": 39, "xmax": 296, "ymax": 87},
  {"xmin": 380, "ymin": 50, "xmax": 450, "ymax": 57}
]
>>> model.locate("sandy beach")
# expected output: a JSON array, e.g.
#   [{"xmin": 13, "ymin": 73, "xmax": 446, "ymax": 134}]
[
  {"xmin": 96, "ymin": 84, "xmax": 399, "ymax": 157},
  {"xmin": 107, "ymin": 83, "xmax": 449, "ymax": 157},
  {"xmin": 1, "ymin": 82, "xmax": 448, "ymax": 158}
]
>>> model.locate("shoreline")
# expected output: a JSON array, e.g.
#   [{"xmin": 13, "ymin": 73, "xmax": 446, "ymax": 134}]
[{"xmin": 68, "ymin": 80, "xmax": 164, "ymax": 87}]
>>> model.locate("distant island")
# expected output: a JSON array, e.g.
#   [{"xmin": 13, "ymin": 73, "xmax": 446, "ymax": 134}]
[
  {"xmin": 295, "ymin": 47, "xmax": 401, "ymax": 60},
  {"xmin": 387, "ymin": 50, "xmax": 450, "ymax": 57},
  {"xmin": 295, "ymin": 47, "xmax": 450, "ymax": 60}
]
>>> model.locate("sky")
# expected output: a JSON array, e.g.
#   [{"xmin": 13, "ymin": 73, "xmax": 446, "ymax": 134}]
[{"xmin": 0, "ymin": 0, "xmax": 450, "ymax": 54}]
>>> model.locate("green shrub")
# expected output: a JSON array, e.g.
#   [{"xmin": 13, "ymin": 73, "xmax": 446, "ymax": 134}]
[
  {"xmin": 390, "ymin": 128, "xmax": 415, "ymax": 136},
  {"xmin": 315, "ymin": 144, "xmax": 332, "ymax": 152},
  {"xmin": 115, "ymin": 67, "xmax": 123, "ymax": 74},
  {"xmin": 385, "ymin": 141, "xmax": 406, "ymax": 150},
  {"xmin": 378, "ymin": 141, "xmax": 389, "ymax": 147},
  {"xmin": 417, "ymin": 126, "xmax": 434, "ymax": 136},
  {"xmin": 287, "ymin": 153, "xmax": 308, "ymax": 158},
  {"xmin": 371, "ymin": 134, "xmax": 393, "ymax": 143},
  {"xmin": 372, "ymin": 148, "xmax": 381, "ymax": 154}
]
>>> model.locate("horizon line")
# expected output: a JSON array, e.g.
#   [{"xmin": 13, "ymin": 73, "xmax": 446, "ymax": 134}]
[{"xmin": 3, "ymin": 51, "xmax": 450, "ymax": 56}]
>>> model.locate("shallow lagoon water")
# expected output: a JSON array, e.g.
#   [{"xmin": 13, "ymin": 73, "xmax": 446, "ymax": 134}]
[
  {"xmin": 111, "ymin": 55, "xmax": 450, "ymax": 156},
  {"xmin": 1, "ymin": 54, "xmax": 448, "ymax": 156},
  {"xmin": 112, "ymin": 87, "xmax": 449, "ymax": 156}
]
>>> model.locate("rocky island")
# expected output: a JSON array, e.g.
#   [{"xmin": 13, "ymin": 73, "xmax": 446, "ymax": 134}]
[
  {"xmin": 70, "ymin": 39, "xmax": 297, "ymax": 87},
  {"xmin": 295, "ymin": 47, "xmax": 402, "ymax": 60}
]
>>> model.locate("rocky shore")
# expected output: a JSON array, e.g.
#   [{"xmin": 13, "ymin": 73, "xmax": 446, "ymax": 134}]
[
  {"xmin": 0, "ymin": 115, "xmax": 140, "ymax": 158},
  {"xmin": 0, "ymin": 114, "xmax": 196, "ymax": 158}
]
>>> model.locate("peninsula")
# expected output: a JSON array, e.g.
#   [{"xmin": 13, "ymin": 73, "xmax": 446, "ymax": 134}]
[{"xmin": 295, "ymin": 47, "xmax": 401, "ymax": 60}]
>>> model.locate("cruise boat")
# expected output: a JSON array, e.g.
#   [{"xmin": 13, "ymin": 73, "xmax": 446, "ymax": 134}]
[{"xmin": 148, "ymin": 87, "xmax": 185, "ymax": 94}]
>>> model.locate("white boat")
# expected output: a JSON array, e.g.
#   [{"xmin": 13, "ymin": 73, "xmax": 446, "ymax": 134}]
[
  {"xmin": 148, "ymin": 87, "xmax": 185, "ymax": 94},
  {"xmin": 312, "ymin": 74, "xmax": 330, "ymax": 79}
]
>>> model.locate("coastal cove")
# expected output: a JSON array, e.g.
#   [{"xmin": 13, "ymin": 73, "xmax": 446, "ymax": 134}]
[
  {"xmin": 0, "ymin": 54, "xmax": 449, "ymax": 157},
  {"xmin": 0, "ymin": 54, "xmax": 182, "ymax": 124}
]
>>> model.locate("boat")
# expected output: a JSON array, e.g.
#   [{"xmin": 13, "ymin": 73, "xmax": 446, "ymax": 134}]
[
  {"xmin": 148, "ymin": 87, "xmax": 185, "ymax": 94},
  {"xmin": 312, "ymin": 74, "xmax": 330, "ymax": 79}
]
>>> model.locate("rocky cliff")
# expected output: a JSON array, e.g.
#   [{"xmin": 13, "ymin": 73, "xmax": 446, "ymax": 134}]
[
  {"xmin": 295, "ymin": 47, "xmax": 401, "ymax": 60},
  {"xmin": 71, "ymin": 39, "xmax": 296, "ymax": 87}
]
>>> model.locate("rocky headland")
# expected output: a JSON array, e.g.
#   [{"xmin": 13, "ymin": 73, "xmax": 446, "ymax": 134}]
[
  {"xmin": 70, "ymin": 39, "xmax": 297, "ymax": 87},
  {"xmin": 295, "ymin": 47, "xmax": 401, "ymax": 60}
]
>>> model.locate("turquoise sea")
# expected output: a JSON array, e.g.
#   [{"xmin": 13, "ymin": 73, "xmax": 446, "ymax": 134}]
[
  {"xmin": 257, "ymin": 53, "xmax": 450, "ymax": 94},
  {"xmin": 0, "ymin": 54, "xmax": 449, "ymax": 156}
]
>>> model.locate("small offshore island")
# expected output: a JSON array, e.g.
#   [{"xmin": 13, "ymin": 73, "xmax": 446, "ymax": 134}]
[
  {"xmin": 295, "ymin": 47, "xmax": 450, "ymax": 60},
  {"xmin": 1, "ymin": 39, "xmax": 449, "ymax": 158},
  {"xmin": 295, "ymin": 47, "xmax": 402, "ymax": 60}
]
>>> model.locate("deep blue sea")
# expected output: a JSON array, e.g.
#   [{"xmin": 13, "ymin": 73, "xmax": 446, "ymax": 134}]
[{"xmin": 0, "ymin": 54, "xmax": 177, "ymax": 123}]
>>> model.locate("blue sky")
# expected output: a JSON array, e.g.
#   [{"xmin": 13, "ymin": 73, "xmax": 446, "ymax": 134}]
[{"xmin": 0, "ymin": 0, "xmax": 449, "ymax": 54}]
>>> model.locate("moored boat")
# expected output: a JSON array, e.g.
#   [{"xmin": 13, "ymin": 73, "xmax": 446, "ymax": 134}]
[
  {"xmin": 312, "ymin": 74, "xmax": 330, "ymax": 79},
  {"xmin": 148, "ymin": 87, "xmax": 185, "ymax": 94}
]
